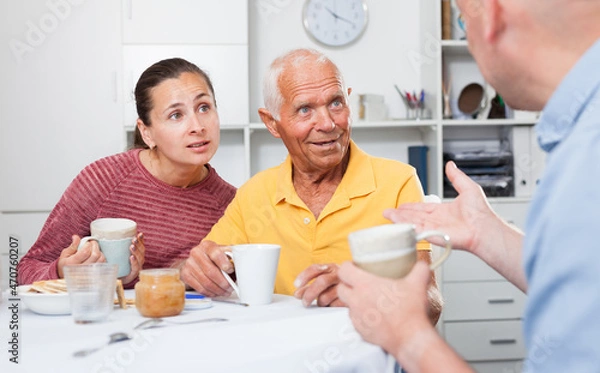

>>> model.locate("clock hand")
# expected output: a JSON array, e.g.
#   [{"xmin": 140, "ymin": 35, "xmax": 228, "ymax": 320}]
[
  {"xmin": 325, "ymin": 7, "xmax": 356, "ymax": 27},
  {"xmin": 325, "ymin": 6, "xmax": 339, "ymax": 22},
  {"xmin": 335, "ymin": 14, "xmax": 355, "ymax": 26}
]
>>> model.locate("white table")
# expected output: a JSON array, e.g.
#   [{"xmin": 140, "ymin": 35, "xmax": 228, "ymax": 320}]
[{"xmin": 1, "ymin": 291, "xmax": 393, "ymax": 373}]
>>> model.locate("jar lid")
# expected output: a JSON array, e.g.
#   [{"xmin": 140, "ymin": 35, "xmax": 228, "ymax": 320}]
[{"xmin": 139, "ymin": 268, "xmax": 180, "ymax": 278}]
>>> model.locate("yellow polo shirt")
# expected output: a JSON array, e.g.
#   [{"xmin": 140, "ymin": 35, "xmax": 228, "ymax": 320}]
[{"xmin": 205, "ymin": 141, "xmax": 427, "ymax": 295}]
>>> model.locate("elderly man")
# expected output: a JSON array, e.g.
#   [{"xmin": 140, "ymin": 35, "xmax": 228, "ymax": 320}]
[
  {"xmin": 338, "ymin": 0, "xmax": 600, "ymax": 372},
  {"xmin": 182, "ymin": 49, "xmax": 442, "ymax": 321}
]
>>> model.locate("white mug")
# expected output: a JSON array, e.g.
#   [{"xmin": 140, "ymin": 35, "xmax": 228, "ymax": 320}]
[
  {"xmin": 348, "ymin": 223, "xmax": 452, "ymax": 279},
  {"xmin": 220, "ymin": 244, "xmax": 281, "ymax": 306}
]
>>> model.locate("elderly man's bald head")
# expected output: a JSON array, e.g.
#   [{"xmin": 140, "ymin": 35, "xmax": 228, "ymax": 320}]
[{"xmin": 262, "ymin": 49, "xmax": 346, "ymax": 120}]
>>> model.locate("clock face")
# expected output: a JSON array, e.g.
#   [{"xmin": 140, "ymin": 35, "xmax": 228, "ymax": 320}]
[{"xmin": 303, "ymin": 0, "xmax": 368, "ymax": 47}]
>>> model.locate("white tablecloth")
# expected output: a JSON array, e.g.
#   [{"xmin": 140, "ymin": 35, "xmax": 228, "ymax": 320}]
[{"xmin": 1, "ymin": 291, "xmax": 393, "ymax": 373}]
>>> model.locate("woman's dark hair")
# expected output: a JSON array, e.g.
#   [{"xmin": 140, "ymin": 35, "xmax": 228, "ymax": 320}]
[{"xmin": 132, "ymin": 57, "xmax": 216, "ymax": 149}]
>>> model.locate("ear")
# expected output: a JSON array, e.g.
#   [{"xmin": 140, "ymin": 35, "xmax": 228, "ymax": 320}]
[
  {"xmin": 483, "ymin": 0, "xmax": 505, "ymax": 43},
  {"xmin": 258, "ymin": 108, "xmax": 281, "ymax": 138},
  {"xmin": 347, "ymin": 87, "xmax": 352, "ymax": 97},
  {"xmin": 136, "ymin": 119, "xmax": 155, "ymax": 148}
]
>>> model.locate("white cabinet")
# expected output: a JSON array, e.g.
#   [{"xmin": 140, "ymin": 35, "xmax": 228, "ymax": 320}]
[
  {"xmin": 443, "ymin": 282, "xmax": 526, "ymax": 321},
  {"xmin": 121, "ymin": 1, "xmax": 249, "ymax": 187},
  {"xmin": 0, "ymin": 1, "xmax": 123, "ymax": 289},
  {"xmin": 122, "ymin": 45, "xmax": 249, "ymax": 128},
  {"xmin": 122, "ymin": 0, "xmax": 247, "ymax": 45},
  {"xmin": 0, "ymin": 1, "xmax": 124, "ymax": 212},
  {"xmin": 445, "ymin": 320, "xmax": 526, "ymax": 362},
  {"xmin": 443, "ymin": 257, "xmax": 528, "ymax": 370},
  {"xmin": 442, "ymin": 202, "xmax": 529, "ymax": 370}
]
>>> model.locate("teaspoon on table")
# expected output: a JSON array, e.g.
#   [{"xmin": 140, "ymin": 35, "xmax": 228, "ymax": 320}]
[
  {"xmin": 133, "ymin": 317, "xmax": 228, "ymax": 330},
  {"xmin": 73, "ymin": 332, "xmax": 132, "ymax": 358},
  {"xmin": 72, "ymin": 317, "xmax": 228, "ymax": 358}
]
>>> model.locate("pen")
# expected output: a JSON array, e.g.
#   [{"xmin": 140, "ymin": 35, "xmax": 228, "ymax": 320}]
[
  {"xmin": 394, "ymin": 84, "xmax": 403, "ymax": 97},
  {"xmin": 185, "ymin": 293, "xmax": 206, "ymax": 299},
  {"xmin": 394, "ymin": 84, "xmax": 408, "ymax": 104}
]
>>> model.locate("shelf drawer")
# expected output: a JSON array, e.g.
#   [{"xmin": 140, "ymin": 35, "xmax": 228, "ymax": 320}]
[
  {"xmin": 470, "ymin": 360, "xmax": 524, "ymax": 373},
  {"xmin": 488, "ymin": 201, "xmax": 530, "ymax": 230},
  {"xmin": 444, "ymin": 201, "xmax": 530, "ymax": 282},
  {"xmin": 443, "ymin": 282, "xmax": 526, "ymax": 321},
  {"xmin": 444, "ymin": 250, "xmax": 504, "ymax": 282},
  {"xmin": 445, "ymin": 320, "xmax": 526, "ymax": 361}
]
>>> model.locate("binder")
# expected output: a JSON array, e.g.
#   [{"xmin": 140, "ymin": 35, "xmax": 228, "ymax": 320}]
[
  {"xmin": 442, "ymin": 0, "xmax": 452, "ymax": 40},
  {"xmin": 511, "ymin": 126, "xmax": 532, "ymax": 197},
  {"xmin": 408, "ymin": 146, "xmax": 429, "ymax": 195},
  {"xmin": 529, "ymin": 126, "xmax": 546, "ymax": 189}
]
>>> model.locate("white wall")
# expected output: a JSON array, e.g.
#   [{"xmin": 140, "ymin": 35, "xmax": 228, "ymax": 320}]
[{"xmin": 248, "ymin": 0, "xmax": 422, "ymax": 122}]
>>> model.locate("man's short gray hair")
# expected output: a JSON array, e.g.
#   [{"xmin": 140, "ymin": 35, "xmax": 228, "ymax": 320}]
[{"xmin": 263, "ymin": 49, "xmax": 344, "ymax": 121}]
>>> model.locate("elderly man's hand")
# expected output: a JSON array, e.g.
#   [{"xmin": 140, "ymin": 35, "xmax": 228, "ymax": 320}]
[
  {"xmin": 181, "ymin": 240, "xmax": 235, "ymax": 297},
  {"xmin": 293, "ymin": 263, "xmax": 346, "ymax": 307}
]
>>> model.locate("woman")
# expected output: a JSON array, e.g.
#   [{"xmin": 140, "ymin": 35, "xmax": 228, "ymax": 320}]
[{"xmin": 17, "ymin": 58, "xmax": 236, "ymax": 287}]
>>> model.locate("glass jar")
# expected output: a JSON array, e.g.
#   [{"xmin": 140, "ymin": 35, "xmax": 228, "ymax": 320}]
[{"xmin": 135, "ymin": 268, "xmax": 185, "ymax": 318}]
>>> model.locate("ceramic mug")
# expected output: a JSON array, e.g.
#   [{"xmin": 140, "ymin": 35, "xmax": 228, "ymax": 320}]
[
  {"xmin": 220, "ymin": 244, "xmax": 281, "ymax": 306},
  {"xmin": 348, "ymin": 223, "xmax": 452, "ymax": 278},
  {"xmin": 78, "ymin": 218, "xmax": 137, "ymax": 278}
]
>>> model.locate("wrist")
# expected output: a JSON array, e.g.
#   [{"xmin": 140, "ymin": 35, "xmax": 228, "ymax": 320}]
[{"xmin": 393, "ymin": 324, "xmax": 441, "ymax": 369}]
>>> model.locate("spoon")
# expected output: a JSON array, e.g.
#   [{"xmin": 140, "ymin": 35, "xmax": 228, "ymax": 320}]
[
  {"xmin": 73, "ymin": 332, "xmax": 132, "ymax": 358},
  {"xmin": 73, "ymin": 317, "xmax": 227, "ymax": 358},
  {"xmin": 134, "ymin": 317, "xmax": 228, "ymax": 330}
]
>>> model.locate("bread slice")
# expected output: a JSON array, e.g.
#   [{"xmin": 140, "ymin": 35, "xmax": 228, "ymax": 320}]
[{"xmin": 30, "ymin": 279, "xmax": 67, "ymax": 294}]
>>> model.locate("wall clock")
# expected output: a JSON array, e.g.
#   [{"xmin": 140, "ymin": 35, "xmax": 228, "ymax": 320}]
[{"xmin": 302, "ymin": 0, "xmax": 369, "ymax": 47}]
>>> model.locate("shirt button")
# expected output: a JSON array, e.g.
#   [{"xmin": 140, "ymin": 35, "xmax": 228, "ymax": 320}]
[{"xmin": 303, "ymin": 217, "xmax": 310, "ymax": 225}]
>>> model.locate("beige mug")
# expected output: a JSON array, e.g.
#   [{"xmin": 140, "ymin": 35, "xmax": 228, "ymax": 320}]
[
  {"xmin": 78, "ymin": 218, "xmax": 137, "ymax": 278},
  {"xmin": 348, "ymin": 223, "xmax": 452, "ymax": 278}
]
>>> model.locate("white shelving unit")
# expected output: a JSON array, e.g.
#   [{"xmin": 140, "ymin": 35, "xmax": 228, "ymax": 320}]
[{"xmin": 430, "ymin": 1, "xmax": 542, "ymax": 371}]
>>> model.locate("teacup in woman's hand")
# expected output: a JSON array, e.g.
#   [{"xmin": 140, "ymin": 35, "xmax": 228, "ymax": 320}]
[{"xmin": 78, "ymin": 218, "xmax": 137, "ymax": 278}]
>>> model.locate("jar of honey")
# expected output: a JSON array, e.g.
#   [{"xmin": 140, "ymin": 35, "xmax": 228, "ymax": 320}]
[{"xmin": 135, "ymin": 268, "xmax": 185, "ymax": 318}]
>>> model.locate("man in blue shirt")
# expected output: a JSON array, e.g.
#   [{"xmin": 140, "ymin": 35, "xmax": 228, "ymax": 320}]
[{"xmin": 336, "ymin": 0, "xmax": 600, "ymax": 371}]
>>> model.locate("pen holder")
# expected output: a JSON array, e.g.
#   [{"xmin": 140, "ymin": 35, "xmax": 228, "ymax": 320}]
[
  {"xmin": 405, "ymin": 105, "xmax": 431, "ymax": 120},
  {"xmin": 416, "ymin": 107, "xmax": 432, "ymax": 120},
  {"xmin": 395, "ymin": 86, "xmax": 430, "ymax": 120}
]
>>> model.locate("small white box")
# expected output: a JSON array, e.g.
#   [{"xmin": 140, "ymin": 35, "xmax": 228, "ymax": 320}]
[{"xmin": 358, "ymin": 94, "xmax": 387, "ymax": 121}]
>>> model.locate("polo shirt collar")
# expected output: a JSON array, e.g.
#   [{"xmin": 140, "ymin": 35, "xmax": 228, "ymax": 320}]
[{"xmin": 274, "ymin": 140, "xmax": 376, "ymax": 206}]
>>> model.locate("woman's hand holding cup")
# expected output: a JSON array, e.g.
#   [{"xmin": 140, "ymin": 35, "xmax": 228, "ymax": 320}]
[
  {"xmin": 121, "ymin": 232, "xmax": 146, "ymax": 285},
  {"xmin": 57, "ymin": 235, "xmax": 106, "ymax": 278}
]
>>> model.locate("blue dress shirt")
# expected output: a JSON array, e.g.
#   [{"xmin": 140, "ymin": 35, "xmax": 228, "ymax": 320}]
[{"xmin": 523, "ymin": 38, "xmax": 600, "ymax": 372}]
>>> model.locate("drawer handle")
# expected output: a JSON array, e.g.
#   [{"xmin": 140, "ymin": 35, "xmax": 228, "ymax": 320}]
[
  {"xmin": 488, "ymin": 298, "xmax": 515, "ymax": 304},
  {"xmin": 490, "ymin": 338, "xmax": 517, "ymax": 345}
]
